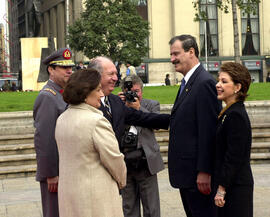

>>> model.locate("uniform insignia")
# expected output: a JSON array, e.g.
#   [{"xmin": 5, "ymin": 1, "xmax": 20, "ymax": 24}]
[
  {"xmin": 63, "ymin": 49, "xmax": 71, "ymax": 59},
  {"xmin": 44, "ymin": 88, "xmax": 56, "ymax": 96}
]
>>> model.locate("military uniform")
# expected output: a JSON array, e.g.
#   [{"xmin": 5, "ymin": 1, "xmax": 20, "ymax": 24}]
[{"xmin": 33, "ymin": 48, "xmax": 74, "ymax": 217}]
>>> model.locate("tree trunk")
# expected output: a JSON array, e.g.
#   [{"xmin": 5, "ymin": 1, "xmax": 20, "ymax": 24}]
[{"xmin": 232, "ymin": 0, "xmax": 241, "ymax": 63}]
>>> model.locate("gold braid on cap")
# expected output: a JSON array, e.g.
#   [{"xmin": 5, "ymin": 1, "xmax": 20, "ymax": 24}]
[{"xmin": 49, "ymin": 60, "xmax": 74, "ymax": 66}]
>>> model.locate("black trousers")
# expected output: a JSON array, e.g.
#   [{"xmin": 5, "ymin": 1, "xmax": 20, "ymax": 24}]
[
  {"xmin": 40, "ymin": 181, "xmax": 59, "ymax": 217},
  {"xmin": 217, "ymin": 185, "xmax": 253, "ymax": 217},
  {"xmin": 180, "ymin": 188, "xmax": 217, "ymax": 217}
]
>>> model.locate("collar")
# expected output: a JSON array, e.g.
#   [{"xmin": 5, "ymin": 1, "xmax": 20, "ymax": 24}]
[
  {"xmin": 183, "ymin": 63, "xmax": 200, "ymax": 84},
  {"xmin": 101, "ymin": 96, "xmax": 105, "ymax": 105},
  {"xmin": 218, "ymin": 100, "xmax": 238, "ymax": 119},
  {"xmin": 47, "ymin": 79, "xmax": 62, "ymax": 93}
]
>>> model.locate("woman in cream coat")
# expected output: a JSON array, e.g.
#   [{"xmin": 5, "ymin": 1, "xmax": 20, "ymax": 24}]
[{"xmin": 55, "ymin": 68, "xmax": 126, "ymax": 217}]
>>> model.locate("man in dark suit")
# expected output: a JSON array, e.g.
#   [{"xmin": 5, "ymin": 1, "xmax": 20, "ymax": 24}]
[
  {"xmin": 88, "ymin": 57, "xmax": 170, "ymax": 145},
  {"xmin": 119, "ymin": 75, "xmax": 164, "ymax": 217},
  {"xmin": 168, "ymin": 35, "xmax": 221, "ymax": 217},
  {"xmin": 33, "ymin": 48, "xmax": 75, "ymax": 217}
]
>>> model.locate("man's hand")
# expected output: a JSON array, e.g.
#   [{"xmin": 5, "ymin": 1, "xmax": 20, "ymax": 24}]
[
  {"xmin": 196, "ymin": 172, "xmax": 211, "ymax": 195},
  {"xmin": 47, "ymin": 176, "xmax": 58, "ymax": 193},
  {"xmin": 118, "ymin": 92, "xmax": 126, "ymax": 102},
  {"xmin": 126, "ymin": 97, "xmax": 140, "ymax": 110}
]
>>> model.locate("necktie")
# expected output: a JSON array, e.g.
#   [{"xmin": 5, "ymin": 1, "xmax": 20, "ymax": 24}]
[
  {"xmin": 179, "ymin": 78, "xmax": 186, "ymax": 96},
  {"xmin": 104, "ymin": 96, "xmax": 112, "ymax": 117}
]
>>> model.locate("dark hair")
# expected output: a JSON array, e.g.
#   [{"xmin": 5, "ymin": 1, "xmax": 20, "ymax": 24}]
[
  {"xmin": 47, "ymin": 65, "xmax": 56, "ymax": 75},
  {"xmin": 220, "ymin": 62, "xmax": 251, "ymax": 101},
  {"xmin": 169, "ymin": 35, "xmax": 199, "ymax": 58},
  {"xmin": 63, "ymin": 68, "xmax": 101, "ymax": 105}
]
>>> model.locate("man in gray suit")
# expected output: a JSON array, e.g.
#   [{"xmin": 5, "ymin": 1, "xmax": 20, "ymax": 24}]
[
  {"xmin": 33, "ymin": 48, "xmax": 75, "ymax": 217},
  {"xmin": 119, "ymin": 75, "xmax": 164, "ymax": 217}
]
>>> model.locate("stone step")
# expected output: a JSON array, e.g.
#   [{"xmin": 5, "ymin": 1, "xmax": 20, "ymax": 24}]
[
  {"xmin": 0, "ymin": 134, "xmax": 34, "ymax": 145},
  {"xmin": 252, "ymin": 123, "xmax": 270, "ymax": 133},
  {"xmin": 0, "ymin": 111, "xmax": 33, "ymax": 127},
  {"xmin": 0, "ymin": 164, "xmax": 36, "ymax": 179},
  {"xmin": 0, "ymin": 143, "xmax": 35, "ymax": 156},
  {"xmin": 0, "ymin": 126, "xmax": 35, "ymax": 136},
  {"xmin": 252, "ymin": 132, "xmax": 270, "ymax": 142},
  {"xmin": 0, "ymin": 153, "xmax": 36, "ymax": 167}
]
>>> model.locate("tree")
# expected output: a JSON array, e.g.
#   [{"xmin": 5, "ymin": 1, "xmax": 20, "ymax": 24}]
[
  {"xmin": 193, "ymin": 0, "xmax": 260, "ymax": 63},
  {"xmin": 67, "ymin": 0, "xmax": 149, "ymax": 66}
]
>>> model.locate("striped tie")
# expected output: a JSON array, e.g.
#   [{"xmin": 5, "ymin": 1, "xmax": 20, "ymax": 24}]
[{"xmin": 104, "ymin": 96, "xmax": 112, "ymax": 117}]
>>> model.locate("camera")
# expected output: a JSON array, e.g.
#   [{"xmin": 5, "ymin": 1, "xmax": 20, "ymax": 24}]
[
  {"xmin": 121, "ymin": 131, "xmax": 138, "ymax": 151},
  {"xmin": 123, "ymin": 78, "xmax": 138, "ymax": 103}
]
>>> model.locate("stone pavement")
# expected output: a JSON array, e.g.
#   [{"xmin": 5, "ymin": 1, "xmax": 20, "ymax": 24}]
[{"xmin": 0, "ymin": 164, "xmax": 270, "ymax": 217}]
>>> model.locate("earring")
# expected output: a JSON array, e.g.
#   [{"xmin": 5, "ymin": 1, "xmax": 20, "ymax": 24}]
[{"xmin": 234, "ymin": 91, "xmax": 238, "ymax": 94}]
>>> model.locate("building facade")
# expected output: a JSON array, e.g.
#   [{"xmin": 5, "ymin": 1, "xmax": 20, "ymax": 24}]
[
  {"xmin": 6, "ymin": 0, "xmax": 84, "ymax": 82},
  {"xmin": 146, "ymin": 0, "xmax": 270, "ymax": 84},
  {"xmin": 6, "ymin": 0, "xmax": 270, "ymax": 84}
]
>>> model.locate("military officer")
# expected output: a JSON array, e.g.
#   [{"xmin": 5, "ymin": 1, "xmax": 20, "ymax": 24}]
[{"xmin": 33, "ymin": 47, "xmax": 75, "ymax": 217}]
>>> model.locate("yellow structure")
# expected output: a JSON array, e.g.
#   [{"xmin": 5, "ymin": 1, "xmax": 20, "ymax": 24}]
[
  {"xmin": 21, "ymin": 38, "xmax": 50, "ymax": 91},
  {"xmin": 146, "ymin": 0, "xmax": 270, "ymax": 84}
]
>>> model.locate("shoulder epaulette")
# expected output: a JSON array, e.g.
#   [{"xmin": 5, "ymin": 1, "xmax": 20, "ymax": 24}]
[{"xmin": 44, "ymin": 88, "xmax": 56, "ymax": 96}]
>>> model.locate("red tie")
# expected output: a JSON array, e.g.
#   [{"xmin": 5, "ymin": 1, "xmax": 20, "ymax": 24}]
[{"xmin": 60, "ymin": 89, "xmax": 64, "ymax": 95}]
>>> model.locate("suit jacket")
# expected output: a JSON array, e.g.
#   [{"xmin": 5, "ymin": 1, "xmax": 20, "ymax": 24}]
[
  {"xmin": 214, "ymin": 101, "xmax": 254, "ymax": 188},
  {"xmin": 99, "ymin": 94, "xmax": 170, "ymax": 146},
  {"xmin": 33, "ymin": 80, "xmax": 66, "ymax": 181},
  {"xmin": 55, "ymin": 103, "xmax": 126, "ymax": 217},
  {"xmin": 168, "ymin": 64, "xmax": 221, "ymax": 188},
  {"xmin": 137, "ymin": 99, "xmax": 164, "ymax": 175}
]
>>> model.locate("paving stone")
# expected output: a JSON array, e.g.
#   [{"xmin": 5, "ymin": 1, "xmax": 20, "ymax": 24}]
[{"xmin": 0, "ymin": 165, "xmax": 269, "ymax": 217}]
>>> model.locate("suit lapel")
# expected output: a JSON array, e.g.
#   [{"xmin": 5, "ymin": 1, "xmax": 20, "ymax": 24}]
[{"xmin": 171, "ymin": 64, "xmax": 202, "ymax": 114}]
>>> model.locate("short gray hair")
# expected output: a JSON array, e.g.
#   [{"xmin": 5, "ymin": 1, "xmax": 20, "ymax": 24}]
[
  {"xmin": 88, "ymin": 56, "xmax": 113, "ymax": 73},
  {"xmin": 120, "ymin": 74, "xmax": 143, "ymax": 91}
]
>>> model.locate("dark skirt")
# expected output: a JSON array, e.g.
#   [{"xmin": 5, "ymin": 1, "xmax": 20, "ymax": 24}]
[{"xmin": 217, "ymin": 185, "xmax": 253, "ymax": 217}]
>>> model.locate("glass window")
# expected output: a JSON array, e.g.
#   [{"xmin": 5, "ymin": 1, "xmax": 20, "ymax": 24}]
[
  {"xmin": 199, "ymin": 0, "xmax": 219, "ymax": 57},
  {"xmin": 241, "ymin": 2, "xmax": 260, "ymax": 55}
]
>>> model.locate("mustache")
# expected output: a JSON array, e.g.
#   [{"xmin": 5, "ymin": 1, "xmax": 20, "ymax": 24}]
[{"xmin": 172, "ymin": 60, "xmax": 180, "ymax": 65}]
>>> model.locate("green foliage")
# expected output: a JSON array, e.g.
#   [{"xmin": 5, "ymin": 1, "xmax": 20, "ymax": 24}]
[
  {"xmin": 67, "ymin": 0, "xmax": 149, "ymax": 66},
  {"xmin": 193, "ymin": 0, "xmax": 261, "ymax": 21},
  {"xmin": 1, "ymin": 83, "xmax": 270, "ymax": 112}
]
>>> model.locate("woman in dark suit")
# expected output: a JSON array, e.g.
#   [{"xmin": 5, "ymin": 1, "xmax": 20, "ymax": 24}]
[{"xmin": 214, "ymin": 62, "xmax": 254, "ymax": 217}]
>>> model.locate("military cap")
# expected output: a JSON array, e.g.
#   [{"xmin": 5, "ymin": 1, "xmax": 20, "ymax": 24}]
[{"xmin": 42, "ymin": 47, "xmax": 75, "ymax": 67}]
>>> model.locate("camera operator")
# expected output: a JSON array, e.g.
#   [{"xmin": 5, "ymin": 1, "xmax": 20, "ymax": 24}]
[{"xmin": 119, "ymin": 75, "xmax": 164, "ymax": 217}]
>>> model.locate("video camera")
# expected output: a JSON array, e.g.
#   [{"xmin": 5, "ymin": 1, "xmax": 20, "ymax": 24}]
[{"xmin": 123, "ymin": 77, "xmax": 138, "ymax": 103}]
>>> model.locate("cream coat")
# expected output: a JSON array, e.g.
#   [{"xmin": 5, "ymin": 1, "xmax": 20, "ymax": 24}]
[{"xmin": 55, "ymin": 103, "xmax": 126, "ymax": 217}]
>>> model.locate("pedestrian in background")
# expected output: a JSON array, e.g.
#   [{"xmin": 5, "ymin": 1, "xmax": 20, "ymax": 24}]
[
  {"xmin": 33, "ymin": 48, "xmax": 74, "ymax": 217},
  {"xmin": 165, "ymin": 74, "xmax": 171, "ymax": 86},
  {"xmin": 214, "ymin": 62, "xmax": 254, "ymax": 217},
  {"xmin": 126, "ymin": 61, "xmax": 136, "ymax": 76}
]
